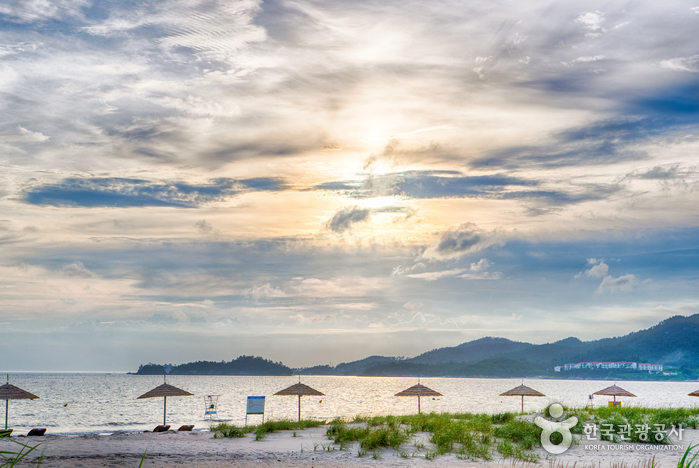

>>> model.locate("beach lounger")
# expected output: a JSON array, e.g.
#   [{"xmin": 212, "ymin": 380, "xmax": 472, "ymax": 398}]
[
  {"xmin": 177, "ymin": 425, "xmax": 194, "ymax": 431},
  {"xmin": 27, "ymin": 428, "xmax": 46, "ymax": 436},
  {"xmin": 0, "ymin": 429, "xmax": 12, "ymax": 437},
  {"xmin": 152, "ymin": 425, "xmax": 170, "ymax": 432}
]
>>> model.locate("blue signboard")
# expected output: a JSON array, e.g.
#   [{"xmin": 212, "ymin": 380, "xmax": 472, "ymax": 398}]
[{"xmin": 246, "ymin": 396, "xmax": 265, "ymax": 415}]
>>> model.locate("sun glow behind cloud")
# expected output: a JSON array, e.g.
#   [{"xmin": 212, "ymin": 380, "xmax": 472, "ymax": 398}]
[{"xmin": 0, "ymin": 0, "xmax": 698, "ymax": 370}]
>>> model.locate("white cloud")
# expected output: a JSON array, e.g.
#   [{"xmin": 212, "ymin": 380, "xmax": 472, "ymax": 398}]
[
  {"xmin": 573, "ymin": 55, "xmax": 606, "ymax": 63},
  {"xmin": 470, "ymin": 259, "xmax": 493, "ymax": 271},
  {"xmin": 596, "ymin": 274, "xmax": 638, "ymax": 294},
  {"xmin": 659, "ymin": 55, "xmax": 699, "ymax": 73},
  {"xmin": 407, "ymin": 268, "xmax": 465, "ymax": 281},
  {"xmin": 243, "ymin": 283, "xmax": 287, "ymax": 300},
  {"xmin": 0, "ymin": 0, "xmax": 88, "ymax": 22},
  {"xmin": 577, "ymin": 11, "xmax": 605, "ymax": 31},
  {"xmin": 459, "ymin": 271, "xmax": 502, "ymax": 280},
  {"xmin": 61, "ymin": 261, "xmax": 97, "ymax": 278},
  {"xmin": 585, "ymin": 261, "xmax": 609, "ymax": 278},
  {"xmin": 391, "ymin": 262, "xmax": 425, "ymax": 276}
]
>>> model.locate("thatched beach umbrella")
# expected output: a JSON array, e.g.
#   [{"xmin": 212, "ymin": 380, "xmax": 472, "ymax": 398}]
[
  {"xmin": 688, "ymin": 389, "xmax": 699, "ymax": 397},
  {"xmin": 395, "ymin": 383, "xmax": 442, "ymax": 414},
  {"xmin": 1, "ymin": 375, "xmax": 39, "ymax": 431},
  {"xmin": 593, "ymin": 384, "xmax": 636, "ymax": 403},
  {"xmin": 274, "ymin": 382, "xmax": 325, "ymax": 421},
  {"xmin": 137, "ymin": 380, "xmax": 193, "ymax": 426},
  {"xmin": 500, "ymin": 384, "xmax": 545, "ymax": 412}
]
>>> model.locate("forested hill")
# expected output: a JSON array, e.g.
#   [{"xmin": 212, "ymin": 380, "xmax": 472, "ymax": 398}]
[{"xmin": 134, "ymin": 355, "xmax": 292, "ymax": 375}]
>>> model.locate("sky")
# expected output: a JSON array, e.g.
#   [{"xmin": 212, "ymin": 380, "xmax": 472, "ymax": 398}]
[{"xmin": 1, "ymin": 0, "xmax": 698, "ymax": 372}]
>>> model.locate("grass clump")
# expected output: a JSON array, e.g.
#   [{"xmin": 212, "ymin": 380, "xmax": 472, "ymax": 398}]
[
  {"xmin": 493, "ymin": 419, "xmax": 540, "ymax": 450},
  {"xmin": 0, "ymin": 436, "xmax": 44, "ymax": 468},
  {"xmin": 211, "ymin": 419, "xmax": 324, "ymax": 440}
]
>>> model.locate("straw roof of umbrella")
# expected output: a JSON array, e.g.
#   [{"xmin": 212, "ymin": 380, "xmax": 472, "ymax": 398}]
[
  {"xmin": 274, "ymin": 383, "xmax": 325, "ymax": 396},
  {"xmin": 688, "ymin": 389, "xmax": 699, "ymax": 397},
  {"xmin": 137, "ymin": 383, "xmax": 193, "ymax": 399},
  {"xmin": 593, "ymin": 385, "xmax": 636, "ymax": 398},
  {"xmin": 395, "ymin": 384, "xmax": 442, "ymax": 397},
  {"xmin": 0, "ymin": 384, "xmax": 39, "ymax": 401},
  {"xmin": 499, "ymin": 384, "xmax": 545, "ymax": 397}
]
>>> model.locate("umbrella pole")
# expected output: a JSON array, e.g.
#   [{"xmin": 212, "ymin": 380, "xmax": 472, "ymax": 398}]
[
  {"xmin": 521, "ymin": 395, "xmax": 524, "ymax": 413},
  {"xmin": 298, "ymin": 395, "xmax": 301, "ymax": 422},
  {"xmin": 164, "ymin": 396, "xmax": 167, "ymax": 426},
  {"xmin": 5, "ymin": 400, "xmax": 7, "ymax": 430},
  {"xmin": 418, "ymin": 396, "xmax": 421, "ymax": 414}
]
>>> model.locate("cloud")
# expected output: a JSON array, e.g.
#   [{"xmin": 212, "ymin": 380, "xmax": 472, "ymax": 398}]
[
  {"xmin": 659, "ymin": 55, "xmax": 699, "ymax": 73},
  {"xmin": 61, "ymin": 261, "xmax": 97, "ymax": 278},
  {"xmin": 458, "ymin": 271, "xmax": 502, "ymax": 280},
  {"xmin": 243, "ymin": 283, "xmax": 287, "ymax": 300},
  {"xmin": 325, "ymin": 206, "xmax": 371, "ymax": 233},
  {"xmin": 596, "ymin": 274, "xmax": 639, "ymax": 294},
  {"xmin": 572, "ymin": 55, "xmax": 606, "ymax": 63},
  {"xmin": 470, "ymin": 258, "xmax": 493, "ymax": 271},
  {"xmin": 0, "ymin": 0, "xmax": 88, "ymax": 22},
  {"xmin": 391, "ymin": 262, "xmax": 425, "ymax": 276},
  {"xmin": 577, "ymin": 12, "xmax": 605, "ymax": 31},
  {"xmin": 407, "ymin": 268, "xmax": 465, "ymax": 281},
  {"xmin": 24, "ymin": 177, "xmax": 288, "ymax": 208},
  {"xmin": 422, "ymin": 223, "xmax": 499, "ymax": 260},
  {"xmin": 576, "ymin": 258, "xmax": 609, "ymax": 279},
  {"xmin": 317, "ymin": 170, "xmax": 538, "ymax": 199},
  {"xmin": 195, "ymin": 220, "xmax": 214, "ymax": 234},
  {"xmin": 585, "ymin": 261, "xmax": 609, "ymax": 278}
]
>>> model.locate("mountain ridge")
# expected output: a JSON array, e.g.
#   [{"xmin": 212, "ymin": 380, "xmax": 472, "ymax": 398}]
[{"xmin": 134, "ymin": 314, "xmax": 699, "ymax": 379}]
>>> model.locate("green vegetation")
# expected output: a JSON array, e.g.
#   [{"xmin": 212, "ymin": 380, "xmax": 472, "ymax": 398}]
[
  {"xmin": 211, "ymin": 419, "xmax": 324, "ymax": 439},
  {"xmin": 0, "ymin": 435, "xmax": 43, "ymax": 468},
  {"xmin": 135, "ymin": 355, "xmax": 292, "ymax": 375},
  {"xmin": 327, "ymin": 412, "xmax": 540, "ymax": 461},
  {"xmin": 209, "ymin": 405, "xmax": 696, "ymax": 462},
  {"xmin": 678, "ymin": 444, "xmax": 699, "ymax": 468}
]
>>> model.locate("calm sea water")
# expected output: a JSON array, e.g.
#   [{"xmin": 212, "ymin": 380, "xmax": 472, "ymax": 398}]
[{"xmin": 4, "ymin": 374, "xmax": 699, "ymax": 435}]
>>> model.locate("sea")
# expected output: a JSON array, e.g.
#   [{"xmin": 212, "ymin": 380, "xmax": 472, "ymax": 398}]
[{"xmin": 4, "ymin": 374, "xmax": 699, "ymax": 435}]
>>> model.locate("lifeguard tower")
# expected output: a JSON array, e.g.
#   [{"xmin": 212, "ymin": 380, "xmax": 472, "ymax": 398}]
[{"xmin": 204, "ymin": 395, "xmax": 221, "ymax": 420}]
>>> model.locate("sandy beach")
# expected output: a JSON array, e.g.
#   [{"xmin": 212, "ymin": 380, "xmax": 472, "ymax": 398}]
[{"xmin": 2, "ymin": 425, "xmax": 695, "ymax": 468}]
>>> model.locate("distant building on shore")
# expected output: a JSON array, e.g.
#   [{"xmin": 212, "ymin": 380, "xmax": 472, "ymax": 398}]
[{"xmin": 554, "ymin": 361, "xmax": 663, "ymax": 373}]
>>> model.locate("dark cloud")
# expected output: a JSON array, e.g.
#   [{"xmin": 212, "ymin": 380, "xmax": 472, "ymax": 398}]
[
  {"xmin": 423, "ymin": 223, "xmax": 498, "ymax": 260},
  {"xmin": 326, "ymin": 206, "xmax": 371, "ymax": 233},
  {"xmin": 637, "ymin": 166, "xmax": 681, "ymax": 180},
  {"xmin": 437, "ymin": 226, "xmax": 481, "ymax": 255},
  {"xmin": 24, "ymin": 176, "xmax": 289, "ymax": 208},
  {"xmin": 316, "ymin": 170, "xmax": 536, "ymax": 198},
  {"xmin": 316, "ymin": 170, "xmax": 618, "ymax": 207},
  {"xmin": 475, "ymin": 82, "xmax": 699, "ymax": 170}
]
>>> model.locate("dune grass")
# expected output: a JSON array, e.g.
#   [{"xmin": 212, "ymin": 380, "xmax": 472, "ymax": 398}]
[
  {"xmin": 212, "ymin": 405, "xmax": 696, "ymax": 461},
  {"xmin": 211, "ymin": 419, "xmax": 324, "ymax": 440},
  {"xmin": 329, "ymin": 412, "xmax": 540, "ymax": 461},
  {"xmin": 0, "ymin": 434, "xmax": 43, "ymax": 468}
]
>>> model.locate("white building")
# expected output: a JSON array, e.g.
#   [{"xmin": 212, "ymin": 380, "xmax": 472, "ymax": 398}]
[
  {"xmin": 561, "ymin": 361, "xmax": 642, "ymax": 371},
  {"xmin": 638, "ymin": 363, "xmax": 663, "ymax": 373}
]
